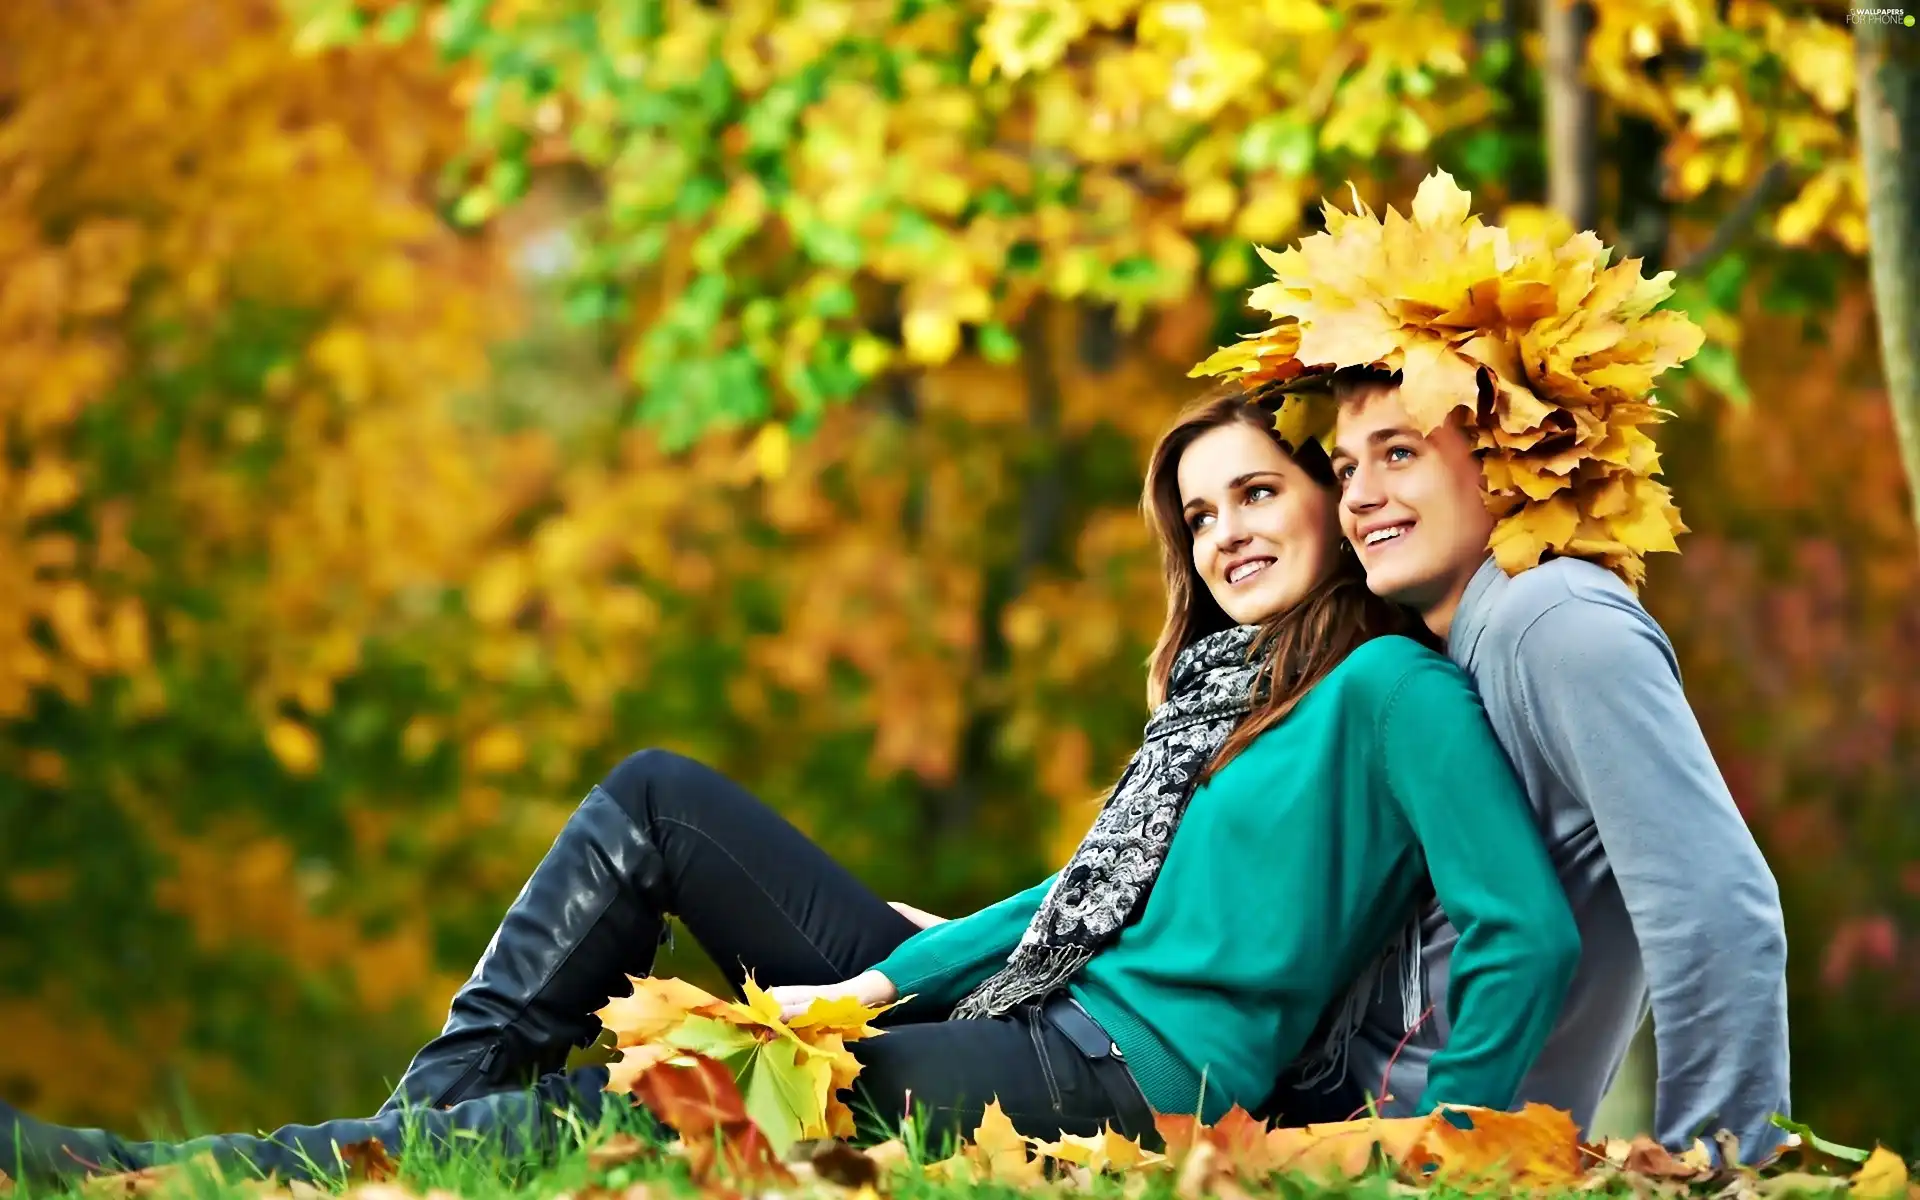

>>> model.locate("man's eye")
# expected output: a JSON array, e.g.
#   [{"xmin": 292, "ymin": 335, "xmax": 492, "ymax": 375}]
[{"xmin": 1387, "ymin": 445, "xmax": 1415, "ymax": 462}]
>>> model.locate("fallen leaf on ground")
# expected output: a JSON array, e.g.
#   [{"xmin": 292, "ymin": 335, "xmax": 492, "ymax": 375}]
[
  {"xmin": 1600, "ymin": 1134, "xmax": 1717, "ymax": 1182},
  {"xmin": 802, "ymin": 1141, "xmax": 882, "ymax": 1189},
  {"xmin": 78, "ymin": 1168, "xmax": 178, "ymax": 1199},
  {"xmin": 340, "ymin": 1137, "xmax": 399, "ymax": 1183},
  {"xmin": 1404, "ymin": 1104, "xmax": 1585, "ymax": 1188},
  {"xmin": 586, "ymin": 1133, "xmax": 652, "ymax": 1171},
  {"xmin": 1756, "ymin": 1171, "xmax": 1850, "ymax": 1196},
  {"xmin": 1030, "ymin": 1126, "xmax": 1163, "ymax": 1173},
  {"xmin": 1772, "ymin": 1115, "xmax": 1872, "ymax": 1165},
  {"xmin": 1270, "ymin": 1115, "xmax": 1422, "ymax": 1178},
  {"xmin": 1853, "ymin": 1146, "xmax": 1911, "ymax": 1200},
  {"xmin": 339, "ymin": 1186, "xmax": 417, "ymax": 1200},
  {"xmin": 925, "ymin": 1100, "xmax": 1048, "ymax": 1185}
]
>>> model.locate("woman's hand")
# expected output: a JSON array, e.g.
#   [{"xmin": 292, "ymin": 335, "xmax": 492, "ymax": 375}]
[
  {"xmin": 766, "ymin": 970, "xmax": 899, "ymax": 1021},
  {"xmin": 889, "ymin": 901, "xmax": 949, "ymax": 929}
]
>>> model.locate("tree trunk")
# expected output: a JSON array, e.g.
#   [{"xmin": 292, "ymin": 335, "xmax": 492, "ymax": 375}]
[
  {"xmin": 1856, "ymin": 19, "xmax": 1920, "ymax": 538},
  {"xmin": 917, "ymin": 303, "xmax": 1068, "ymax": 852},
  {"xmin": 1541, "ymin": 0, "xmax": 1599, "ymax": 229}
]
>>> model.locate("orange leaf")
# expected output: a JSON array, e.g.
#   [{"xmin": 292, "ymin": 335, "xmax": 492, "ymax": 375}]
[
  {"xmin": 629, "ymin": 1054, "xmax": 752, "ymax": 1135},
  {"xmin": 339, "ymin": 1138, "xmax": 399, "ymax": 1183},
  {"xmin": 679, "ymin": 1123, "xmax": 792, "ymax": 1187},
  {"xmin": 604, "ymin": 1041, "xmax": 678, "ymax": 1095},
  {"xmin": 1268, "ymin": 1115, "xmax": 1423, "ymax": 1178},
  {"xmin": 1403, "ymin": 1103, "xmax": 1584, "ymax": 1188},
  {"xmin": 586, "ymin": 1133, "xmax": 652, "ymax": 1171},
  {"xmin": 597, "ymin": 976, "xmax": 727, "ymax": 1048}
]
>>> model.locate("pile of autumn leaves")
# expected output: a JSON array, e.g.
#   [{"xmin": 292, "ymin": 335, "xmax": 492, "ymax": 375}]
[
  {"xmin": 580, "ymin": 977, "xmax": 1914, "ymax": 1199},
  {"xmin": 24, "ymin": 976, "xmax": 1915, "ymax": 1200}
]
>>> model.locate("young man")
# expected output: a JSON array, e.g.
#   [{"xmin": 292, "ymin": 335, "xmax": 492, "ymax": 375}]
[
  {"xmin": 1322, "ymin": 374, "xmax": 1791, "ymax": 1159},
  {"xmin": 1191, "ymin": 170, "xmax": 1791, "ymax": 1158}
]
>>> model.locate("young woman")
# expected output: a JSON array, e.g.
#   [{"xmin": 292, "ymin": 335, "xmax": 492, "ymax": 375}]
[{"xmin": 1, "ymin": 386, "xmax": 1580, "ymax": 1186}]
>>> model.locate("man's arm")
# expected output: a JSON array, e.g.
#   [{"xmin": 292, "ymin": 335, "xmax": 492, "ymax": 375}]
[{"xmin": 1512, "ymin": 597, "xmax": 1790, "ymax": 1157}]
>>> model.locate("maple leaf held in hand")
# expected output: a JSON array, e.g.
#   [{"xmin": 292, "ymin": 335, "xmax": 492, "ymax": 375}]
[{"xmin": 595, "ymin": 974, "xmax": 894, "ymax": 1152}]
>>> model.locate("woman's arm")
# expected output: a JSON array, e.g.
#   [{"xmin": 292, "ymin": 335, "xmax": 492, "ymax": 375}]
[
  {"xmin": 1379, "ymin": 657, "xmax": 1582, "ymax": 1114},
  {"xmin": 867, "ymin": 873, "xmax": 1057, "ymax": 1012}
]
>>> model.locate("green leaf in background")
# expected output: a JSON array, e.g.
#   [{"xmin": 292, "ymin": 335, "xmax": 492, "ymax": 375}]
[
  {"xmin": 1684, "ymin": 340, "xmax": 1753, "ymax": 406},
  {"xmin": 374, "ymin": 1, "xmax": 420, "ymax": 45},
  {"xmin": 978, "ymin": 321, "xmax": 1021, "ymax": 365}
]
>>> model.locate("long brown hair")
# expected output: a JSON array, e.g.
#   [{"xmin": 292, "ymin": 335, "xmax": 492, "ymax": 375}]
[{"xmin": 1141, "ymin": 382, "xmax": 1434, "ymax": 780}]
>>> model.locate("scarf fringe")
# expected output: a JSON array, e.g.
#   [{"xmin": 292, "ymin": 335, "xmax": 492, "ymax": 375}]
[
  {"xmin": 951, "ymin": 945, "xmax": 1095, "ymax": 1020},
  {"xmin": 1292, "ymin": 914, "xmax": 1425, "ymax": 1092}
]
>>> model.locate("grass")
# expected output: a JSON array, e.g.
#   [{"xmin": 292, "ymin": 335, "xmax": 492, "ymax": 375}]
[{"xmin": 1, "ymin": 1100, "xmax": 1529, "ymax": 1200}]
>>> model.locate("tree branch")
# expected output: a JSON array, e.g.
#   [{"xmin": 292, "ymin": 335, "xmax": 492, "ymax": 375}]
[{"xmin": 1675, "ymin": 158, "xmax": 1789, "ymax": 276}]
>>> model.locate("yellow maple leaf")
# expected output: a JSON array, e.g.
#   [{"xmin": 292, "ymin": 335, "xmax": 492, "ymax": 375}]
[
  {"xmin": 1489, "ymin": 494, "xmax": 1582, "ymax": 573},
  {"xmin": 596, "ymin": 976, "xmax": 726, "ymax": 1048},
  {"xmin": 927, "ymin": 1100, "xmax": 1048, "ymax": 1185},
  {"xmin": 1030, "ymin": 1125, "xmax": 1165, "ymax": 1173},
  {"xmin": 1851, "ymin": 1145, "xmax": 1910, "ymax": 1200}
]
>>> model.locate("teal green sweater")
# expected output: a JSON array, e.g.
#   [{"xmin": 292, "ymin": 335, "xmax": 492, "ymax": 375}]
[{"xmin": 873, "ymin": 635, "xmax": 1580, "ymax": 1122}]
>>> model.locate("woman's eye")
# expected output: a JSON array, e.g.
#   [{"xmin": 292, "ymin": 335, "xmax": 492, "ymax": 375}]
[
  {"xmin": 1334, "ymin": 463, "xmax": 1355, "ymax": 483},
  {"xmin": 1189, "ymin": 512, "xmax": 1214, "ymax": 532},
  {"xmin": 1246, "ymin": 485, "xmax": 1276, "ymax": 502}
]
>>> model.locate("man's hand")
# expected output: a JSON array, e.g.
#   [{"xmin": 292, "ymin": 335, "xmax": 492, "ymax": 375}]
[
  {"xmin": 766, "ymin": 970, "xmax": 899, "ymax": 1022},
  {"xmin": 889, "ymin": 901, "xmax": 948, "ymax": 929}
]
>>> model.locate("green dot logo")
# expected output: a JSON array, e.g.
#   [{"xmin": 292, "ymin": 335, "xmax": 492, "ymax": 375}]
[{"xmin": 1907, "ymin": 13, "xmax": 1916, "ymax": 24}]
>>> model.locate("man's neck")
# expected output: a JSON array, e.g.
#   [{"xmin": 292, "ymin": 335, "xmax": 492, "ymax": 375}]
[{"xmin": 1422, "ymin": 556, "xmax": 1501, "ymax": 648}]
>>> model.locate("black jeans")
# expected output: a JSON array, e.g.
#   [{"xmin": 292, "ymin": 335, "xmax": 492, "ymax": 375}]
[
  {"xmin": 2, "ymin": 751, "xmax": 1152, "ymax": 1185},
  {"xmin": 576, "ymin": 749, "xmax": 1156, "ymax": 1146}
]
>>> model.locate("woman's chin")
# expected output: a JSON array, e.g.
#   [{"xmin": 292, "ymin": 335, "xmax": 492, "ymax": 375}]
[{"xmin": 1224, "ymin": 585, "xmax": 1304, "ymax": 625}]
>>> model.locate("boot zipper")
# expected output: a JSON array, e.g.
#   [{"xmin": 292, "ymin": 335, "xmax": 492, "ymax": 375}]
[{"xmin": 435, "ymin": 1042, "xmax": 501, "ymax": 1108}]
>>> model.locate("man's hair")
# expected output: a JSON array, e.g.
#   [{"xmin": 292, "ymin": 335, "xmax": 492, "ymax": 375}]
[{"xmin": 1329, "ymin": 365, "xmax": 1404, "ymax": 401}]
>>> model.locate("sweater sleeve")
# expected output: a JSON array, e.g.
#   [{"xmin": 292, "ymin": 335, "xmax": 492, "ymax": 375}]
[
  {"xmin": 1512, "ymin": 599, "xmax": 1791, "ymax": 1155},
  {"xmin": 1379, "ymin": 658, "xmax": 1583, "ymax": 1114},
  {"xmin": 870, "ymin": 874, "xmax": 1057, "ymax": 1012}
]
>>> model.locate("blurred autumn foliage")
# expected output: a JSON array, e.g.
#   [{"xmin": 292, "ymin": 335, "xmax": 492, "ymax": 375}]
[{"xmin": 1, "ymin": 0, "xmax": 1914, "ymax": 1159}]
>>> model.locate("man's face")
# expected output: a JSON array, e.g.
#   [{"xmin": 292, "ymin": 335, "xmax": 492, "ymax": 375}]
[{"xmin": 1329, "ymin": 385, "xmax": 1496, "ymax": 636}]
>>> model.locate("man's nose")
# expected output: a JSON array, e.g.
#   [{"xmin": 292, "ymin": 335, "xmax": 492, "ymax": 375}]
[{"xmin": 1343, "ymin": 462, "xmax": 1384, "ymax": 512}]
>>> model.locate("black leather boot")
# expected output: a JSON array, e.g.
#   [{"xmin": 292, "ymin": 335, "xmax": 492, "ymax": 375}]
[
  {"xmin": 380, "ymin": 780, "xmax": 672, "ymax": 1113},
  {"xmin": 1, "ymin": 1069, "xmax": 614, "ymax": 1189}
]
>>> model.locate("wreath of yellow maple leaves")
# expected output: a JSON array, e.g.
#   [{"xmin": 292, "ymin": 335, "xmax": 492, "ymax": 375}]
[{"xmin": 1190, "ymin": 169, "xmax": 1706, "ymax": 591}]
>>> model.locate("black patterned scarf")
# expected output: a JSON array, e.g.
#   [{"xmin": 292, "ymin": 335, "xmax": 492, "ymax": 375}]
[{"xmin": 952, "ymin": 624, "xmax": 1265, "ymax": 1020}]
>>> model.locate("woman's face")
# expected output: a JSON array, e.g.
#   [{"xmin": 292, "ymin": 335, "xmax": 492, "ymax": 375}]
[{"xmin": 1176, "ymin": 422, "xmax": 1340, "ymax": 626}]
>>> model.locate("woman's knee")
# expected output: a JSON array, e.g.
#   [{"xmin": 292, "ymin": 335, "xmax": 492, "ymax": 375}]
[
  {"xmin": 598, "ymin": 748, "xmax": 689, "ymax": 813},
  {"xmin": 595, "ymin": 748, "xmax": 733, "ymax": 827}
]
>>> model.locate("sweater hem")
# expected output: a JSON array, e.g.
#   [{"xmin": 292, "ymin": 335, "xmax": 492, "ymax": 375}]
[{"xmin": 1070, "ymin": 987, "xmax": 1213, "ymax": 1122}]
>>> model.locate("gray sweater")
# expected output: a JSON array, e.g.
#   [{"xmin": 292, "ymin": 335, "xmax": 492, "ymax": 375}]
[{"xmin": 1343, "ymin": 557, "xmax": 1791, "ymax": 1157}]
